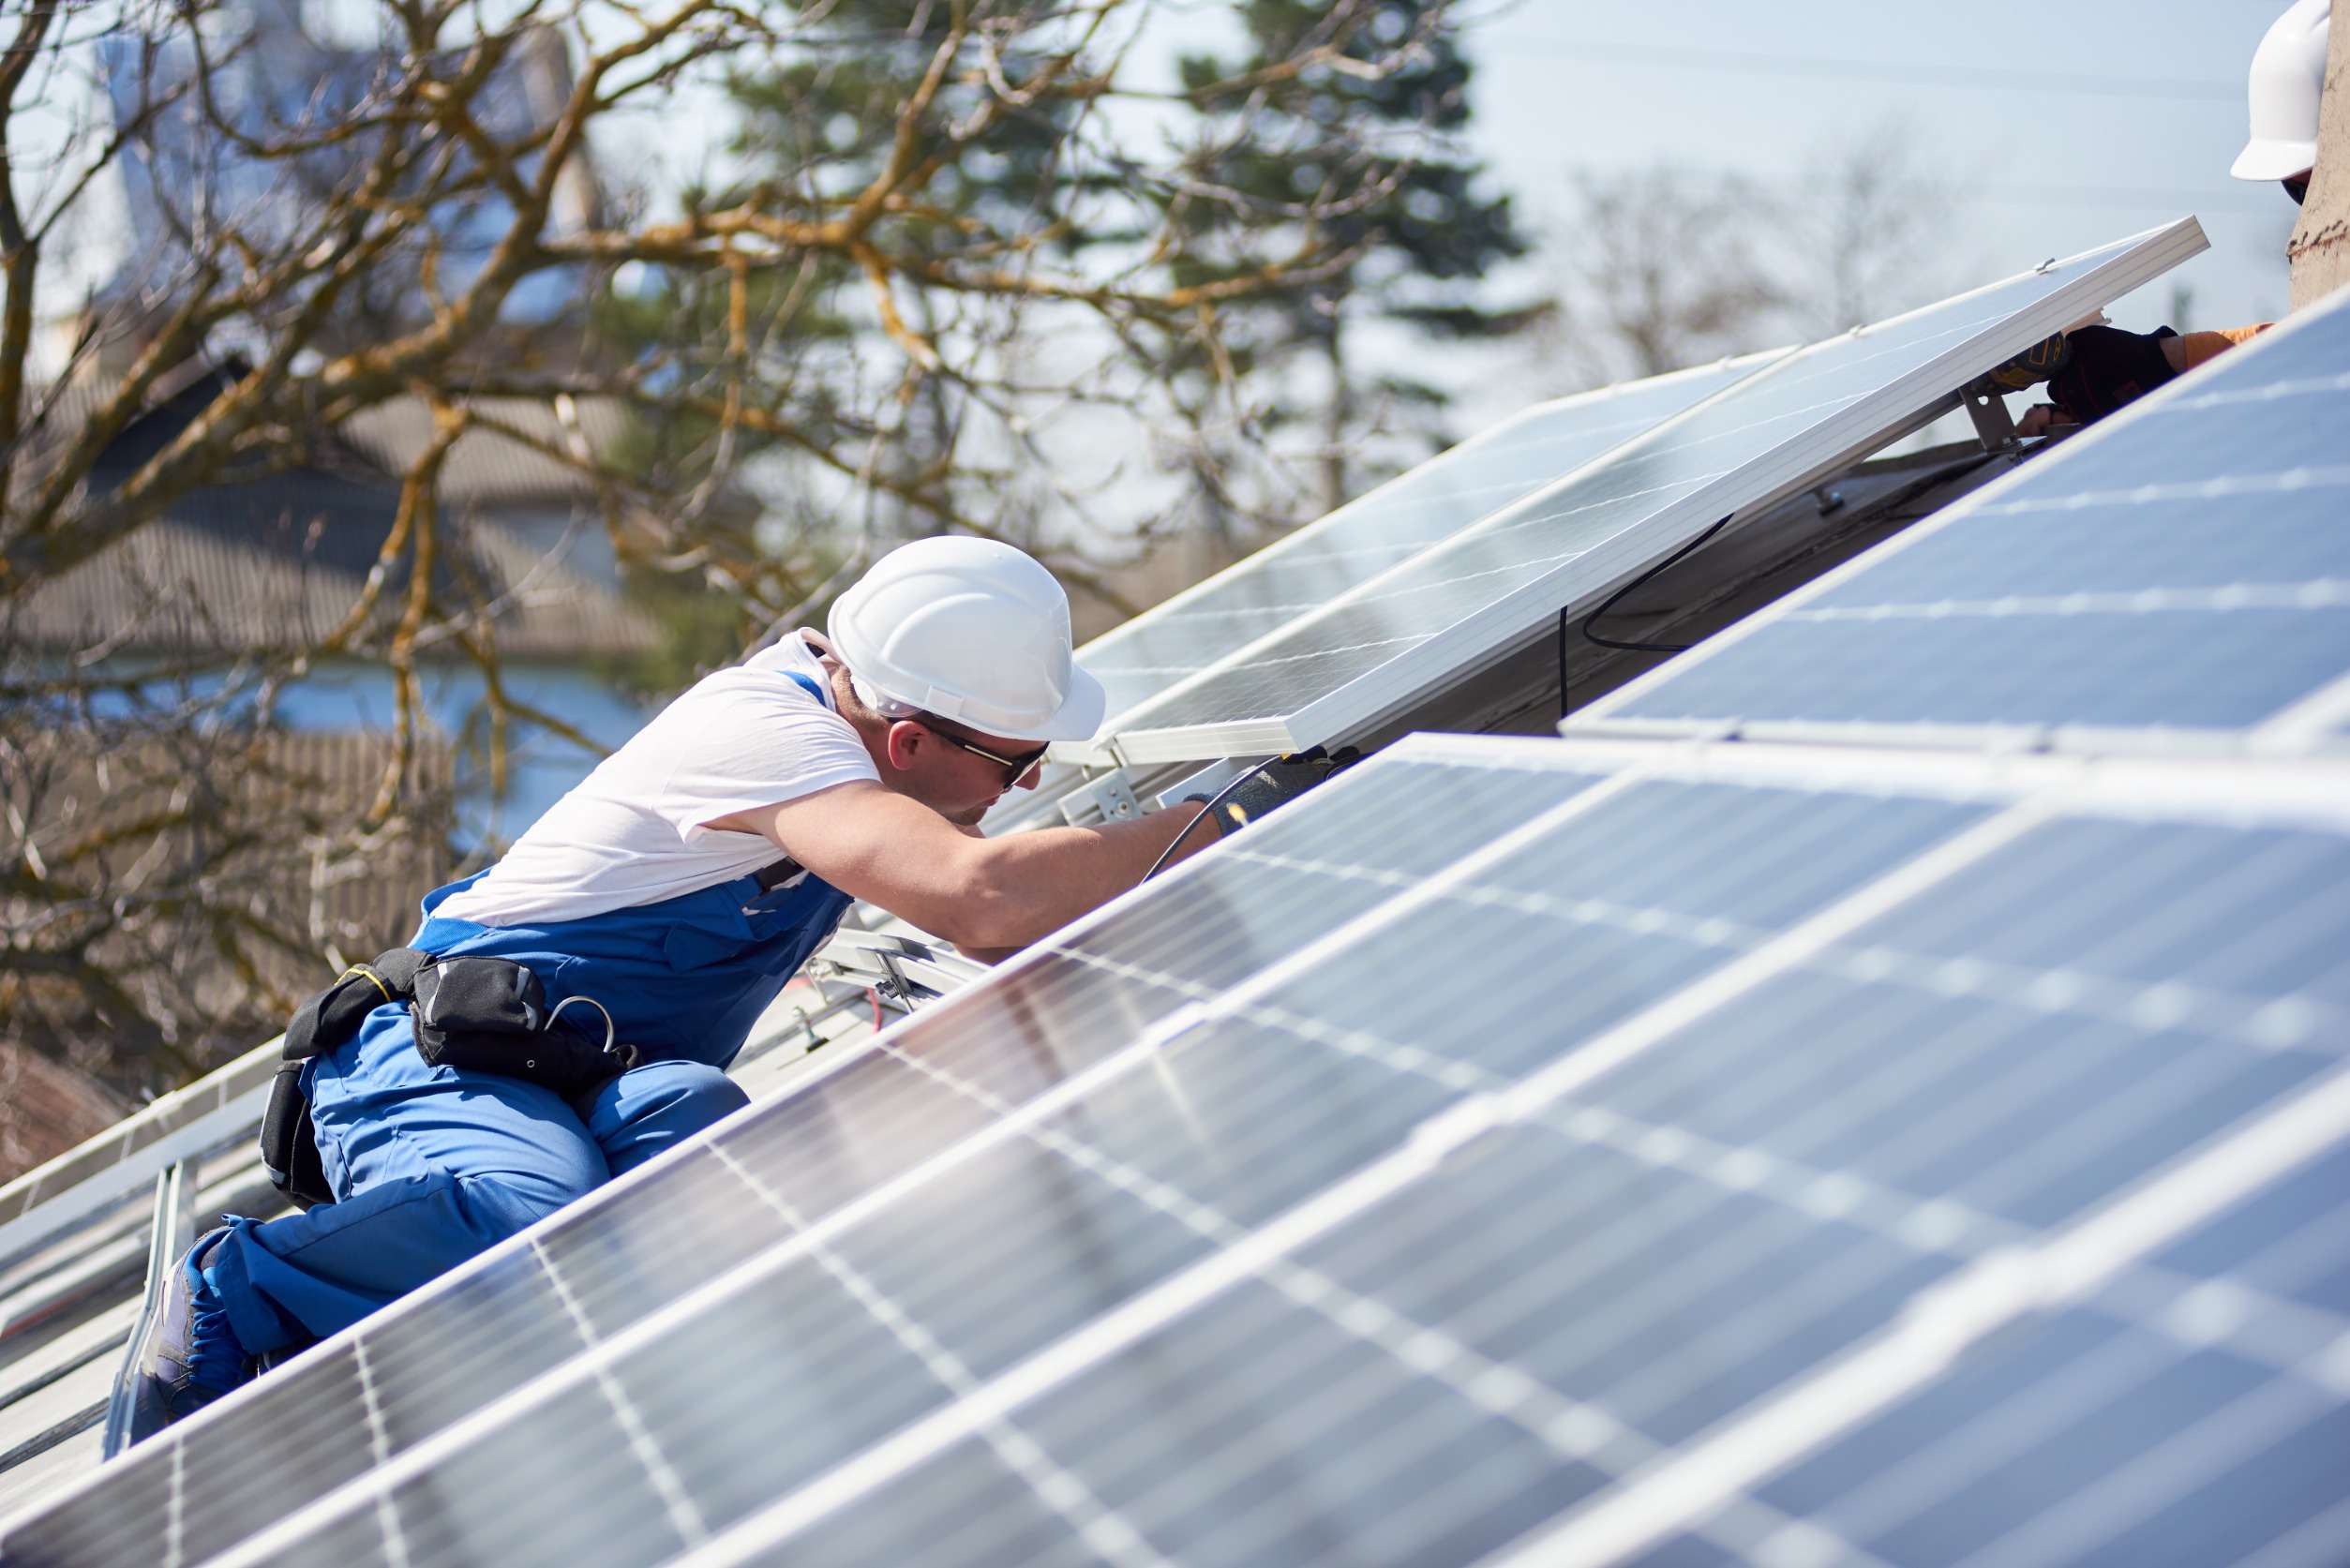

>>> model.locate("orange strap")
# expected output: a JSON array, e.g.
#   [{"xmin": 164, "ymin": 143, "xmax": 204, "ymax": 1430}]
[{"xmin": 2176, "ymin": 323, "xmax": 2272, "ymax": 371}]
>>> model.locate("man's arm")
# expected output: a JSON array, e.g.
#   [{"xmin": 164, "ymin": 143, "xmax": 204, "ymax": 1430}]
[{"xmin": 703, "ymin": 783, "xmax": 1214, "ymax": 950}]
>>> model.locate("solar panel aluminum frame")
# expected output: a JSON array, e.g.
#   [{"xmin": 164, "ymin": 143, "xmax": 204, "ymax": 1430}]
[
  {"xmin": 1564, "ymin": 279, "xmax": 2350, "ymax": 762},
  {"xmin": 1080, "ymin": 217, "xmax": 2209, "ymax": 769}
]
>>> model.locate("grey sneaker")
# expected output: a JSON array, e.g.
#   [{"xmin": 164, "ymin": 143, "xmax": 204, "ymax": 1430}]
[{"xmin": 123, "ymin": 1229, "xmax": 253, "ymax": 1445}]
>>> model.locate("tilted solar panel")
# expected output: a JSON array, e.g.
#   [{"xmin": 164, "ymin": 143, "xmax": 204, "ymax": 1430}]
[
  {"xmin": 1571, "ymin": 281, "xmax": 2350, "ymax": 757},
  {"xmin": 9, "ymin": 730, "xmax": 2343, "ymax": 1567},
  {"xmin": 1078, "ymin": 219, "xmax": 2208, "ymax": 767},
  {"xmin": 1070, "ymin": 353, "xmax": 1787, "ymax": 729},
  {"xmin": 981, "ymin": 352, "xmax": 1786, "ymax": 836}
]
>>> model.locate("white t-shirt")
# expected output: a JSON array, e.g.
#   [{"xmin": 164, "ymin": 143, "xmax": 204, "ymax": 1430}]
[{"xmin": 435, "ymin": 632, "xmax": 878, "ymax": 925}]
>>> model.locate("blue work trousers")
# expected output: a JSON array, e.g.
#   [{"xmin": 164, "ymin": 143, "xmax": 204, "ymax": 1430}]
[{"xmin": 206, "ymin": 1009, "xmax": 747, "ymax": 1355}]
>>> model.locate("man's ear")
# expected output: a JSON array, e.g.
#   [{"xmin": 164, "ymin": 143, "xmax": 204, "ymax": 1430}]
[{"xmin": 882, "ymin": 719, "xmax": 925, "ymax": 772}]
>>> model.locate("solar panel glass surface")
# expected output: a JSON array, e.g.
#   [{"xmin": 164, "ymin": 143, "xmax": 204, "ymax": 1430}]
[
  {"xmin": 1069, "ymin": 356, "xmax": 1783, "ymax": 729},
  {"xmin": 0, "ymin": 754, "xmax": 1589, "ymax": 1568},
  {"xmin": 703, "ymin": 741, "xmax": 2350, "ymax": 1568},
  {"xmin": 1088, "ymin": 220, "xmax": 2205, "ymax": 765},
  {"xmin": 1575, "ymin": 282, "xmax": 2350, "ymax": 754},
  {"xmin": 28, "ymin": 734, "xmax": 2342, "ymax": 1568},
  {"xmin": 980, "ymin": 354, "xmax": 1783, "ymax": 836}
]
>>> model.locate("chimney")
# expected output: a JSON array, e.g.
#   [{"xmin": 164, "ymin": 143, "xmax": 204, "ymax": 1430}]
[{"xmin": 2288, "ymin": 11, "xmax": 2350, "ymax": 303}]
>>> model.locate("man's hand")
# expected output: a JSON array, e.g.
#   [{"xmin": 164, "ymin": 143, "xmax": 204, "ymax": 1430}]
[
  {"xmin": 1982, "ymin": 325, "xmax": 2184, "ymax": 440},
  {"xmin": 2007, "ymin": 324, "xmax": 2185, "ymax": 438},
  {"xmin": 1965, "ymin": 331, "xmax": 2073, "ymax": 399},
  {"xmin": 2015, "ymin": 404, "xmax": 2073, "ymax": 441},
  {"xmin": 2043, "ymin": 324, "xmax": 2179, "ymax": 422}
]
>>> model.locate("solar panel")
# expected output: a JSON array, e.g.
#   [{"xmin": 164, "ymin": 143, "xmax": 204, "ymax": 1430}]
[
  {"xmin": 16, "ymin": 728, "xmax": 2341, "ymax": 1568},
  {"xmin": 980, "ymin": 352, "xmax": 1787, "ymax": 837},
  {"xmin": 1571, "ymin": 281, "xmax": 2350, "ymax": 757},
  {"xmin": 0, "ymin": 752, "xmax": 1587, "ymax": 1566},
  {"xmin": 650, "ymin": 739, "xmax": 2350, "ymax": 1568},
  {"xmin": 1070, "ymin": 353, "xmax": 1787, "ymax": 728},
  {"xmin": 1077, "ymin": 218, "xmax": 2208, "ymax": 766}
]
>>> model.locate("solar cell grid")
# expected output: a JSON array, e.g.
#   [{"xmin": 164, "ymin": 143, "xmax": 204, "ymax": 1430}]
[
  {"xmin": 0, "ymin": 752, "xmax": 1591, "ymax": 1567},
  {"xmin": 652, "ymin": 742, "xmax": 2350, "ymax": 1568},
  {"xmin": 1086, "ymin": 220, "xmax": 2206, "ymax": 764},
  {"xmin": 10, "ymin": 733, "xmax": 2346, "ymax": 1568},
  {"xmin": 1070, "ymin": 355, "xmax": 1781, "ymax": 727},
  {"xmin": 1576, "ymin": 278, "xmax": 2350, "ymax": 755}
]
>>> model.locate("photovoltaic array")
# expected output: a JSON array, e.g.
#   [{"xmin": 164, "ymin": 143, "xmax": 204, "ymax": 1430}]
[
  {"xmin": 1572, "ymin": 284, "xmax": 2350, "ymax": 755},
  {"xmin": 7, "ymin": 730, "xmax": 2347, "ymax": 1567},
  {"xmin": 1067, "ymin": 220, "xmax": 2206, "ymax": 765},
  {"xmin": 13, "ymin": 238, "xmax": 2344, "ymax": 1568}
]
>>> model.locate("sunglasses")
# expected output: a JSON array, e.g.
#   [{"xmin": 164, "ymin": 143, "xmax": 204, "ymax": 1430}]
[{"xmin": 915, "ymin": 716, "xmax": 1048, "ymax": 784}]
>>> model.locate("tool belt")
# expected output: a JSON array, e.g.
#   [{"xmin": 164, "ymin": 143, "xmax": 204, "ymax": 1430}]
[{"xmin": 259, "ymin": 948, "xmax": 640, "ymax": 1210}]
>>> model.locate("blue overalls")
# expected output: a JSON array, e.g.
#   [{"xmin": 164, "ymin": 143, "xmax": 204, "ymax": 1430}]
[{"xmin": 204, "ymin": 677, "xmax": 858, "ymax": 1357}]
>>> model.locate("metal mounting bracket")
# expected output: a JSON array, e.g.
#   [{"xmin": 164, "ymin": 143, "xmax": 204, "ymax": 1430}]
[
  {"xmin": 1060, "ymin": 768, "xmax": 1141, "ymax": 827},
  {"xmin": 1961, "ymin": 384, "xmax": 2021, "ymax": 455}
]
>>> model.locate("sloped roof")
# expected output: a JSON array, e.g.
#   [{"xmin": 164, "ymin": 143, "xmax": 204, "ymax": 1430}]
[
  {"xmin": 0, "ymin": 1052, "xmax": 131, "ymax": 1191},
  {"xmin": 8, "ymin": 390, "xmax": 661, "ymax": 662},
  {"xmin": 337, "ymin": 395, "xmax": 638, "ymax": 511}
]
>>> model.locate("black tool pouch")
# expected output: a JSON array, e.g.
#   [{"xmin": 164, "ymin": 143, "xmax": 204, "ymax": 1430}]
[
  {"xmin": 411, "ymin": 957, "xmax": 639, "ymax": 1100},
  {"xmin": 261, "ymin": 948, "xmax": 429, "ymax": 1211},
  {"xmin": 259, "ymin": 947, "xmax": 638, "ymax": 1211},
  {"xmin": 260, "ymin": 1060, "xmax": 333, "ymax": 1210}
]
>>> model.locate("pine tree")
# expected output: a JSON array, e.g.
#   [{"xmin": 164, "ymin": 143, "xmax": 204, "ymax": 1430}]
[{"xmin": 1176, "ymin": 0, "xmax": 1535, "ymax": 517}]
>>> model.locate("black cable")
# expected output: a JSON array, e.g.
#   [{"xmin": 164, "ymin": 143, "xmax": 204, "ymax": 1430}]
[
  {"xmin": 1138, "ymin": 755, "xmax": 1286, "ymax": 884},
  {"xmin": 1558, "ymin": 515, "xmax": 1733, "ymax": 716},
  {"xmin": 1557, "ymin": 448, "xmax": 2008, "ymax": 719},
  {"xmin": 1583, "ymin": 514, "xmax": 1735, "ymax": 656}
]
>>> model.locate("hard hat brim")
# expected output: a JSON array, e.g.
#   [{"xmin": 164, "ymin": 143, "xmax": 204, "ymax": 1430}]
[
  {"xmin": 997, "ymin": 664, "xmax": 1107, "ymax": 744},
  {"xmin": 2232, "ymin": 136, "xmax": 2318, "ymax": 181}
]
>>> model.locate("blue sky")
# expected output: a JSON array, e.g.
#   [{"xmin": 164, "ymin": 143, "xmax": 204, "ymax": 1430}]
[{"xmin": 1459, "ymin": 1, "xmax": 2299, "ymax": 341}]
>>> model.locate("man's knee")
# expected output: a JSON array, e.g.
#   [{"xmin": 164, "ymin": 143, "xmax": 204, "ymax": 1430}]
[
  {"xmin": 452, "ymin": 1170, "xmax": 585, "ymax": 1246},
  {"xmin": 613, "ymin": 1060, "xmax": 747, "ymax": 1128},
  {"xmin": 587, "ymin": 1061, "xmax": 748, "ymax": 1175}
]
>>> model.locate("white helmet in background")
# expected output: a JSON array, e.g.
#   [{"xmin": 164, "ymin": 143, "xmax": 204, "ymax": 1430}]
[
  {"xmin": 2233, "ymin": 0, "xmax": 2331, "ymax": 181},
  {"xmin": 827, "ymin": 536, "xmax": 1106, "ymax": 742}
]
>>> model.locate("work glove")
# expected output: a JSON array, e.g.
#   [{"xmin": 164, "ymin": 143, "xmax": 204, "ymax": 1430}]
[
  {"xmin": 2042, "ymin": 324, "xmax": 2179, "ymax": 422},
  {"xmin": 1189, "ymin": 747, "xmax": 1358, "ymax": 837},
  {"xmin": 1964, "ymin": 331, "xmax": 2073, "ymax": 399},
  {"xmin": 1974, "ymin": 324, "xmax": 2181, "ymax": 437}
]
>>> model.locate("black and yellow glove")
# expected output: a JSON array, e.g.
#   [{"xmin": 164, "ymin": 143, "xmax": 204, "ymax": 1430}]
[
  {"xmin": 1978, "ymin": 325, "xmax": 2181, "ymax": 433},
  {"xmin": 1965, "ymin": 331, "xmax": 2073, "ymax": 399},
  {"xmin": 2043, "ymin": 324, "xmax": 2179, "ymax": 422}
]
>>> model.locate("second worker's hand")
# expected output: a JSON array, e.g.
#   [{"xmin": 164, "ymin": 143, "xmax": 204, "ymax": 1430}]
[{"xmin": 2043, "ymin": 323, "xmax": 2180, "ymax": 424}]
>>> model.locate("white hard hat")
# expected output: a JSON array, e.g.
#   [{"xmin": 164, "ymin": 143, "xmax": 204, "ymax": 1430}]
[
  {"xmin": 2234, "ymin": 0, "xmax": 2330, "ymax": 181},
  {"xmin": 827, "ymin": 535, "xmax": 1106, "ymax": 742}
]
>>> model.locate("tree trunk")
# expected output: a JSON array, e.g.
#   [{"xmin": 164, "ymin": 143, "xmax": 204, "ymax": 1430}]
[
  {"xmin": 2288, "ymin": 13, "xmax": 2350, "ymax": 305},
  {"xmin": 1320, "ymin": 301, "xmax": 1351, "ymax": 517}
]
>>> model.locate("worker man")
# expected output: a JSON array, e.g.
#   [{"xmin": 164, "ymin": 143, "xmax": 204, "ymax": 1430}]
[
  {"xmin": 2006, "ymin": 0, "xmax": 2328, "ymax": 435},
  {"xmin": 129, "ymin": 535, "xmax": 1244, "ymax": 1436}
]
